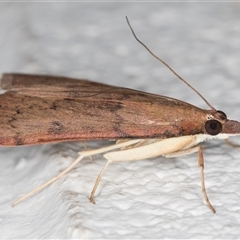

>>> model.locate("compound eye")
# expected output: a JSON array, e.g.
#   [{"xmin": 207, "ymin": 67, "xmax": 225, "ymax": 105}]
[{"xmin": 205, "ymin": 120, "xmax": 222, "ymax": 135}]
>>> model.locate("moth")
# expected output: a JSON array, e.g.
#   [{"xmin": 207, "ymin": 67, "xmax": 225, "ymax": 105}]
[{"xmin": 1, "ymin": 19, "xmax": 240, "ymax": 213}]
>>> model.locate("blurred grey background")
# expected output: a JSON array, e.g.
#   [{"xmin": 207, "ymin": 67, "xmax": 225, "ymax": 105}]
[{"xmin": 1, "ymin": 3, "xmax": 240, "ymax": 111}]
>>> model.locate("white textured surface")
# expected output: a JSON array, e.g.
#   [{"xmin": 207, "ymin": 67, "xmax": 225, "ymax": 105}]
[{"xmin": 1, "ymin": 2, "xmax": 240, "ymax": 239}]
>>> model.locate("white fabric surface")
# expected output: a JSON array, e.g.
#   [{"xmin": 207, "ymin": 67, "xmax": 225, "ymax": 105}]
[{"xmin": 1, "ymin": 2, "xmax": 240, "ymax": 238}]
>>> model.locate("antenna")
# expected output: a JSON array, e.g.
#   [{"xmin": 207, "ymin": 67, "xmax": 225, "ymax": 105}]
[{"xmin": 126, "ymin": 16, "xmax": 216, "ymax": 112}]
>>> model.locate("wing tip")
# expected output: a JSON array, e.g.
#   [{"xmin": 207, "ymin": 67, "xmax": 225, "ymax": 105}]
[{"xmin": 0, "ymin": 73, "xmax": 14, "ymax": 90}]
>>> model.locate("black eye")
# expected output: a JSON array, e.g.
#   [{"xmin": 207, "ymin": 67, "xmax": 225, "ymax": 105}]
[{"xmin": 205, "ymin": 120, "xmax": 222, "ymax": 135}]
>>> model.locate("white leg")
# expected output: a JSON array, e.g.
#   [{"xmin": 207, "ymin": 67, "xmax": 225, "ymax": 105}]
[
  {"xmin": 198, "ymin": 146, "xmax": 216, "ymax": 213},
  {"xmin": 89, "ymin": 136, "xmax": 196, "ymax": 204},
  {"xmin": 13, "ymin": 139, "xmax": 141, "ymax": 206},
  {"xmin": 90, "ymin": 144, "xmax": 216, "ymax": 213},
  {"xmin": 90, "ymin": 160, "xmax": 111, "ymax": 204},
  {"xmin": 165, "ymin": 145, "xmax": 216, "ymax": 213},
  {"xmin": 163, "ymin": 146, "xmax": 199, "ymax": 158},
  {"xmin": 13, "ymin": 155, "xmax": 84, "ymax": 207}
]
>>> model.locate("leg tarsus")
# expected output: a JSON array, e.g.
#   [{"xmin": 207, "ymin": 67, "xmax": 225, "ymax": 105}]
[
  {"xmin": 198, "ymin": 146, "xmax": 216, "ymax": 213},
  {"xmin": 89, "ymin": 160, "xmax": 111, "ymax": 204}
]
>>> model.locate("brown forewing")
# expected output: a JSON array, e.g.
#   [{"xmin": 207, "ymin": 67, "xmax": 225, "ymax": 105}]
[{"xmin": 0, "ymin": 73, "xmax": 210, "ymax": 146}]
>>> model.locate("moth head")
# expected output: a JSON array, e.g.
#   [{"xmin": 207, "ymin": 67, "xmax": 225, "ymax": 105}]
[{"xmin": 205, "ymin": 110, "xmax": 240, "ymax": 136}]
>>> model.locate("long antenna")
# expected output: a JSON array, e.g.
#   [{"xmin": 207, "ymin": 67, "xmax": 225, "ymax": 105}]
[{"xmin": 126, "ymin": 16, "xmax": 216, "ymax": 111}]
